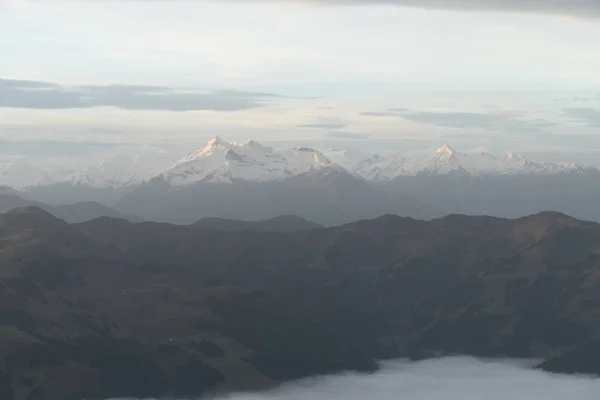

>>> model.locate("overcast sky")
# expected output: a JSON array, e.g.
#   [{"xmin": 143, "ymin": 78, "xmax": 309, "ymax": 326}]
[{"xmin": 1, "ymin": 0, "xmax": 600, "ymax": 163}]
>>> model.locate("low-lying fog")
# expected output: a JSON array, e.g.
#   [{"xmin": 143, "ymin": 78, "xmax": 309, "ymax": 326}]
[{"xmin": 109, "ymin": 356, "xmax": 599, "ymax": 400}]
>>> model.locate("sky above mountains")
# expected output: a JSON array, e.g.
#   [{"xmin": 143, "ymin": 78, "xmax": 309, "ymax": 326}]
[{"xmin": 1, "ymin": 0, "xmax": 600, "ymax": 164}]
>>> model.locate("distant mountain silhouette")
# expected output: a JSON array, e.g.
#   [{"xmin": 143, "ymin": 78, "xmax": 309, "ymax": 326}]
[
  {"xmin": 116, "ymin": 167, "xmax": 438, "ymax": 225},
  {"xmin": 0, "ymin": 193, "xmax": 140, "ymax": 223},
  {"xmin": 192, "ymin": 215, "xmax": 321, "ymax": 232},
  {"xmin": 376, "ymin": 173, "xmax": 600, "ymax": 222}
]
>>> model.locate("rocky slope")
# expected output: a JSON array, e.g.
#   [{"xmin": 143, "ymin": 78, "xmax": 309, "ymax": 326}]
[{"xmin": 1, "ymin": 208, "xmax": 600, "ymax": 398}]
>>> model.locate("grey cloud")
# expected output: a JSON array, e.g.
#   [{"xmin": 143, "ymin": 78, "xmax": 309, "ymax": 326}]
[
  {"xmin": 205, "ymin": 357, "xmax": 598, "ymax": 400},
  {"xmin": 254, "ymin": 0, "xmax": 600, "ymax": 17},
  {"xmin": 0, "ymin": 79, "xmax": 280, "ymax": 111},
  {"xmin": 403, "ymin": 111, "xmax": 509, "ymax": 128},
  {"xmin": 298, "ymin": 123, "xmax": 348, "ymax": 129},
  {"xmin": 0, "ymin": 138, "xmax": 120, "ymax": 157},
  {"xmin": 556, "ymin": 96, "xmax": 595, "ymax": 104},
  {"xmin": 564, "ymin": 108, "xmax": 600, "ymax": 127},
  {"xmin": 89, "ymin": 357, "xmax": 600, "ymax": 400},
  {"xmin": 298, "ymin": 116, "xmax": 348, "ymax": 130},
  {"xmin": 28, "ymin": 1, "xmax": 600, "ymax": 18},
  {"xmin": 78, "ymin": 84, "xmax": 172, "ymax": 94},
  {"xmin": 0, "ymin": 79, "xmax": 60, "ymax": 89},
  {"xmin": 361, "ymin": 111, "xmax": 401, "ymax": 117},
  {"xmin": 88, "ymin": 128, "xmax": 126, "ymax": 135},
  {"xmin": 212, "ymin": 89, "xmax": 284, "ymax": 99},
  {"xmin": 326, "ymin": 131, "xmax": 370, "ymax": 139},
  {"xmin": 397, "ymin": 110, "xmax": 556, "ymax": 133}
]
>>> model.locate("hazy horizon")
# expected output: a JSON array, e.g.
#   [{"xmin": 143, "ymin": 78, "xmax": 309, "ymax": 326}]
[{"xmin": 2, "ymin": 0, "xmax": 600, "ymax": 165}]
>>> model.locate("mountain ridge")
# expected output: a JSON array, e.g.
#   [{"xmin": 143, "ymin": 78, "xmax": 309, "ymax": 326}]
[
  {"xmin": 1, "ymin": 138, "xmax": 595, "ymax": 190},
  {"xmin": 115, "ymin": 165, "xmax": 438, "ymax": 225},
  {"xmin": 5, "ymin": 137, "xmax": 600, "ymax": 226},
  {"xmin": 3, "ymin": 209, "xmax": 600, "ymax": 399},
  {"xmin": 192, "ymin": 215, "xmax": 322, "ymax": 232},
  {"xmin": 0, "ymin": 193, "xmax": 141, "ymax": 223}
]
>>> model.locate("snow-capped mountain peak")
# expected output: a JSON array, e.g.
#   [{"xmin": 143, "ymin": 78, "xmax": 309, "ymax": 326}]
[
  {"xmin": 323, "ymin": 148, "xmax": 368, "ymax": 171},
  {"xmin": 436, "ymin": 144, "xmax": 457, "ymax": 157},
  {"xmin": 232, "ymin": 139, "xmax": 269, "ymax": 150},
  {"xmin": 426, "ymin": 145, "xmax": 466, "ymax": 174},
  {"xmin": 291, "ymin": 147, "xmax": 332, "ymax": 165},
  {"xmin": 328, "ymin": 145, "xmax": 596, "ymax": 180},
  {"xmin": 181, "ymin": 136, "xmax": 233, "ymax": 163},
  {"xmin": 160, "ymin": 139, "xmax": 344, "ymax": 186},
  {"xmin": 207, "ymin": 135, "xmax": 230, "ymax": 148}
]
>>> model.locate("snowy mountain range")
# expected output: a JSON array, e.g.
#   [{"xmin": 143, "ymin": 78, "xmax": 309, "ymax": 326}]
[
  {"xmin": 327, "ymin": 144, "xmax": 592, "ymax": 180},
  {"xmin": 0, "ymin": 137, "xmax": 596, "ymax": 190},
  {"xmin": 162, "ymin": 137, "xmax": 337, "ymax": 186}
]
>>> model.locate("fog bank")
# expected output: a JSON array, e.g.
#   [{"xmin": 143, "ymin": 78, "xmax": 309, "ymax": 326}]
[{"xmin": 109, "ymin": 356, "xmax": 599, "ymax": 400}]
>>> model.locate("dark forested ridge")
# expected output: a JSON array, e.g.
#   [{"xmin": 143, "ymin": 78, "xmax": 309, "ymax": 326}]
[
  {"xmin": 191, "ymin": 215, "xmax": 322, "ymax": 232},
  {"xmin": 1, "ymin": 206, "xmax": 600, "ymax": 399}
]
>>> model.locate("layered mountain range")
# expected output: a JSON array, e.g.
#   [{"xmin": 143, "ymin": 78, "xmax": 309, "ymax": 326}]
[
  {"xmin": 2, "ymin": 207, "xmax": 600, "ymax": 399},
  {"xmin": 2, "ymin": 137, "xmax": 600, "ymax": 224},
  {"xmin": 0, "ymin": 193, "xmax": 140, "ymax": 223}
]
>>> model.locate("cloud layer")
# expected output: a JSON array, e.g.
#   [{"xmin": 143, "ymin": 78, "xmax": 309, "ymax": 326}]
[
  {"xmin": 108, "ymin": 356, "xmax": 600, "ymax": 400},
  {"xmin": 326, "ymin": 131, "xmax": 370, "ymax": 139},
  {"xmin": 231, "ymin": 0, "xmax": 600, "ymax": 17},
  {"xmin": 43, "ymin": 0, "xmax": 600, "ymax": 17},
  {"xmin": 0, "ymin": 79, "xmax": 280, "ymax": 112},
  {"xmin": 298, "ymin": 123, "xmax": 347, "ymax": 129},
  {"xmin": 564, "ymin": 108, "xmax": 600, "ymax": 127},
  {"xmin": 362, "ymin": 109, "xmax": 556, "ymax": 134}
]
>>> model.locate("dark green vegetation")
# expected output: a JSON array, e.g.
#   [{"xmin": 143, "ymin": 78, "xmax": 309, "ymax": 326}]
[{"xmin": 1, "ymin": 207, "xmax": 600, "ymax": 399}]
